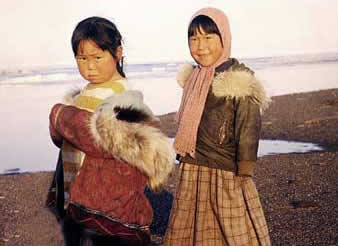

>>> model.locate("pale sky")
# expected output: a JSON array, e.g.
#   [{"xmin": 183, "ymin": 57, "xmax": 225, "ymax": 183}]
[{"xmin": 1, "ymin": 0, "xmax": 338, "ymax": 69}]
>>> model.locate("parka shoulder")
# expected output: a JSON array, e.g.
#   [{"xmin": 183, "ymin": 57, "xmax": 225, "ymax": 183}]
[
  {"xmin": 176, "ymin": 59, "xmax": 270, "ymax": 111},
  {"xmin": 88, "ymin": 90, "xmax": 176, "ymax": 190}
]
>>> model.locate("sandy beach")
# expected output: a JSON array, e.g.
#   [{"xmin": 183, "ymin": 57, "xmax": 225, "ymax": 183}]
[{"xmin": 0, "ymin": 88, "xmax": 337, "ymax": 246}]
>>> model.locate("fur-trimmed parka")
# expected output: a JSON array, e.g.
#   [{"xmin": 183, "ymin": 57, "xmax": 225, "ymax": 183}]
[
  {"xmin": 176, "ymin": 59, "xmax": 269, "ymax": 176},
  {"xmin": 49, "ymin": 90, "xmax": 175, "ymax": 229}
]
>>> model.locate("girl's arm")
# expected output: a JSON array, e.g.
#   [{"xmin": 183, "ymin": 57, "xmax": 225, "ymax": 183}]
[
  {"xmin": 50, "ymin": 123, "xmax": 63, "ymax": 149},
  {"xmin": 234, "ymin": 97, "xmax": 261, "ymax": 177},
  {"xmin": 49, "ymin": 105, "xmax": 64, "ymax": 148},
  {"xmin": 49, "ymin": 104, "xmax": 113, "ymax": 158}
]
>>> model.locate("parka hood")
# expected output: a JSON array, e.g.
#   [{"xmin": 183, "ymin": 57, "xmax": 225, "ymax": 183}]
[{"xmin": 88, "ymin": 90, "xmax": 176, "ymax": 189}]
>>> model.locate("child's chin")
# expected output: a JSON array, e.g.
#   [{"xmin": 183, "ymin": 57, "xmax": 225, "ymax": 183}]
[
  {"xmin": 88, "ymin": 79, "xmax": 103, "ymax": 84},
  {"xmin": 198, "ymin": 60, "xmax": 215, "ymax": 67}
]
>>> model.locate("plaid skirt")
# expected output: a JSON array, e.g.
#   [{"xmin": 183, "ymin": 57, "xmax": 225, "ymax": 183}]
[{"xmin": 164, "ymin": 163, "xmax": 271, "ymax": 246}]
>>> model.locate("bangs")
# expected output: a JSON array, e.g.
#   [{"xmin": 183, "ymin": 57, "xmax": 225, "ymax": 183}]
[
  {"xmin": 71, "ymin": 17, "xmax": 121, "ymax": 57},
  {"xmin": 76, "ymin": 39, "xmax": 99, "ymax": 55},
  {"xmin": 188, "ymin": 15, "xmax": 221, "ymax": 38}
]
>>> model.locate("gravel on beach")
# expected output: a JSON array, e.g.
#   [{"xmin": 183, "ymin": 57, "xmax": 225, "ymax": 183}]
[{"xmin": 0, "ymin": 88, "xmax": 337, "ymax": 246}]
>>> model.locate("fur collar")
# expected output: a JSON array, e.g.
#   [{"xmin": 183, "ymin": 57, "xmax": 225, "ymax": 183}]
[
  {"xmin": 89, "ymin": 91, "xmax": 175, "ymax": 190},
  {"xmin": 63, "ymin": 88, "xmax": 81, "ymax": 105},
  {"xmin": 176, "ymin": 64, "xmax": 270, "ymax": 111}
]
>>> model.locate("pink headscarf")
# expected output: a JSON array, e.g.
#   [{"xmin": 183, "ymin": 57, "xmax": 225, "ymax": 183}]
[{"xmin": 174, "ymin": 7, "xmax": 232, "ymax": 157}]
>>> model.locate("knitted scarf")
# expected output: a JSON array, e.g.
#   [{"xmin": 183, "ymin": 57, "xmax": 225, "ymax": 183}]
[{"xmin": 174, "ymin": 7, "xmax": 232, "ymax": 157}]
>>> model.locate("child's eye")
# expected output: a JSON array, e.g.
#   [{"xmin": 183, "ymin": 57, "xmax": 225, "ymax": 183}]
[
  {"xmin": 96, "ymin": 56, "xmax": 103, "ymax": 60},
  {"xmin": 76, "ymin": 57, "xmax": 86, "ymax": 61}
]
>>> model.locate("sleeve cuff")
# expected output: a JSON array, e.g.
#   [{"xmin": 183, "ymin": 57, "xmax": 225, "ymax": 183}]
[{"xmin": 237, "ymin": 161, "xmax": 256, "ymax": 177}]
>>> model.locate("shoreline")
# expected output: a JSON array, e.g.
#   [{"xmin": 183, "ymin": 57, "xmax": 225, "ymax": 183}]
[
  {"xmin": 0, "ymin": 143, "xmax": 327, "ymax": 177},
  {"xmin": 1, "ymin": 88, "xmax": 337, "ymax": 246},
  {"xmin": 158, "ymin": 88, "xmax": 338, "ymax": 150},
  {"xmin": 0, "ymin": 147, "xmax": 326, "ymax": 177}
]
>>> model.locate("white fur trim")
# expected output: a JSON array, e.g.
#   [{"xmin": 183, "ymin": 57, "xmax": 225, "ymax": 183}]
[
  {"xmin": 63, "ymin": 88, "xmax": 81, "ymax": 105},
  {"xmin": 89, "ymin": 90, "xmax": 175, "ymax": 189},
  {"xmin": 96, "ymin": 90, "xmax": 157, "ymax": 120},
  {"xmin": 212, "ymin": 70, "xmax": 270, "ymax": 111},
  {"xmin": 176, "ymin": 64, "xmax": 270, "ymax": 111},
  {"xmin": 176, "ymin": 64, "xmax": 194, "ymax": 88}
]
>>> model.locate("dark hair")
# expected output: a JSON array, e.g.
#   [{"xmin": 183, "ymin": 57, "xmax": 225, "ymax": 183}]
[
  {"xmin": 71, "ymin": 16, "xmax": 126, "ymax": 77},
  {"xmin": 188, "ymin": 15, "xmax": 222, "ymax": 45}
]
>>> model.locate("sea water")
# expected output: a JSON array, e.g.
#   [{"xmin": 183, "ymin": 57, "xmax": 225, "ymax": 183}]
[{"xmin": 0, "ymin": 52, "xmax": 336, "ymax": 174}]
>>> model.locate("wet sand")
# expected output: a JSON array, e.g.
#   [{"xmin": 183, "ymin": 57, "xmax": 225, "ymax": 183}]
[{"xmin": 0, "ymin": 88, "xmax": 337, "ymax": 246}]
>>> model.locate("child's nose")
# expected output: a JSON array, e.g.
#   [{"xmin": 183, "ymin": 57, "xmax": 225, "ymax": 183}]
[
  {"xmin": 198, "ymin": 39, "xmax": 207, "ymax": 50},
  {"xmin": 87, "ymin": 59, "xmax": 96, "ymax": 69}
]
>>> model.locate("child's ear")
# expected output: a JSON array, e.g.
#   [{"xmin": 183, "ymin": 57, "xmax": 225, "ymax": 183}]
[{"xmin": 116, "ymin": 45, "xmax": 123, "ymax": 61}]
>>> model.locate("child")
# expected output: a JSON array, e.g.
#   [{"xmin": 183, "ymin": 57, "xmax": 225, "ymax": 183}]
[
  {"xmin": 164, "ymin": 7, "xmax": 271, "ymax": 246},
  {"xmin": 62, "ymin": 16, "xmax": 129, "ymax": 203},
  {"xmin": 47, "ymin": 16, "xmax": 175, "ymax": 245},
  {"xmin": 47, "ymin": 16, "xmax": 127, "ymax": 218},
  {"xmin": 49, "ymin": 90, "xmax": 175, "ymax": 246}
]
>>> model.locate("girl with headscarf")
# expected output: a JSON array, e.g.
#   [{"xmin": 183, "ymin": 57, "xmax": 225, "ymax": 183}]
[{"xmin": 164, "ymin": 7, "xmax": 271, "ymax": 246}]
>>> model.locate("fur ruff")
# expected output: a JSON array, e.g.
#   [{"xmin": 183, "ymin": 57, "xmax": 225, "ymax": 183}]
[
  {"xmin": 89, "ymin": 92, "xmax": 175, "ymax": 190},
  {"xmin": 176, "ymin": 64, "xmax": 195, "ymax": 88},
  {"xmin": 63, "ymin": 88, "xmax": 81, "ymax": 105},
  {"xmin": 177, "ymin": 64, "xmax": 270, "ymax": 111}
]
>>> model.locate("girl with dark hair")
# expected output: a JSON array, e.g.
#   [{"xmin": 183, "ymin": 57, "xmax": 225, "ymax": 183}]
[
  {"xmin": 71, "ymin": 16, "xmax": 126, "ymax": 78},
  {"xmin": 60, "ymin": 16, "xmax": 129, "ymax": 211},
  {"xmin": 164, "ymin": 7, "xmax": 271, "ymax": 246},
  {"xmin": 46, "ymin": 16, "xmax": 175, "ymax": 246}
]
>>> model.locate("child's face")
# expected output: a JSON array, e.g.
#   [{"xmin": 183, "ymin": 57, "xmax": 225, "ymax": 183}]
[
  {"xmin": 189, "ymin": 27, "xmax": 223, "ymax": 67},
  {"xmin": 76, "ymin": 40, "xmax": 122, "ymax": 84}
]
